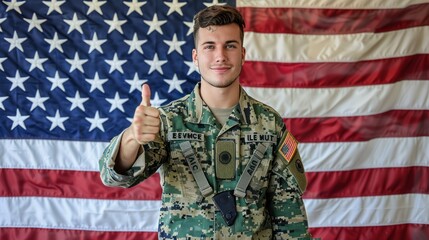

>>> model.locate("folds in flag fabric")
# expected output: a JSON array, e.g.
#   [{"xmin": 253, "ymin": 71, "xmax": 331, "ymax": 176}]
[{"xmin": 0, "ymin": 0, "xmax": 428, "ymax": 239}]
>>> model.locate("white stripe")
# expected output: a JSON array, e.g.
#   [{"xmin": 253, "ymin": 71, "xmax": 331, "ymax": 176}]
[
  {"xmin": 2, "ymin": 136, "xmax": 428, "ymax": 173},
  {"xmin": 237, "ymin": 0, "xmax": 429, "ymax": 9},
  {"xmin": 2, "ymin": 195, "xmax": 427, "ymax": 231},
  {"xmin": 301, "ymin": 137, "xmax": 429, "ymax": 172},
  {"xmin": 243, "ymin": 80, "xmax": 429, "ymax": 118},
  {"xmin": 0, "ymin": 197, "xmax": 160, "ymax": 232},
  {"xmin": 304, "ymin": 194, "xmax": 429, "ymax": 227},
  {"xmin": 0, "ymin": 139, "xmax": 107, "ymax": 171},
  {"xmin": 244, "ymin": 26, "xmax": 429, "ymax": 63}
]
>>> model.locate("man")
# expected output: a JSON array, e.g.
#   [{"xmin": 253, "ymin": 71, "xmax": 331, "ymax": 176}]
[{"xmin": 99, "ymin": 5, "xmax": 313, "ymax": 239}]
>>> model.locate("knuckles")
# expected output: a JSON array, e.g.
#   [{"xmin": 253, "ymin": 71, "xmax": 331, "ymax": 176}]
[{"xmin": 131, "ymin": 105, "xmax": 160, "ymax": 144}]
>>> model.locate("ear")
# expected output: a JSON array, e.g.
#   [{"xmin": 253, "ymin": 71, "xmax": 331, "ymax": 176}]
[
  {"xmin": 192, "ymin": 49, "xmax": 198, "ymax": 66},
  {"xmin": 241, "ymin": 47, "xmax": 246, "ymax": 65}
]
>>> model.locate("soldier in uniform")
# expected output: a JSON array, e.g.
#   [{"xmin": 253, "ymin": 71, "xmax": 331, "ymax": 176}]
[{"xmin": 99, "ymin": 5, "xmax": 314, "ymax": 239}]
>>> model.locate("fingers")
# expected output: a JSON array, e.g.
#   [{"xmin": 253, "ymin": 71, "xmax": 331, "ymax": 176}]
[
  {"xmin": 141, "ymin": 84, "xmax": 151, "ymax": 107},
  {"xmin": 133, "ymin": 110, "xmax": 160, "ymax": 126},
  {"xmin": 132, "ymin": 112, "xmax": 160, "ymax": 144},
  {"xmin": 132, "ymin": 84, "xmax": 160, "ymax": 144},
  {"xmin": 132, "ymin": 125, "xmax": 160, "ymax": 144}
]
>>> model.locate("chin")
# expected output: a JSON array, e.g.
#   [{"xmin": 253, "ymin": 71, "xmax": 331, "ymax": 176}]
[{"xmin": 202, "ymin": 75, "xmax": 239, "ymax": 88}]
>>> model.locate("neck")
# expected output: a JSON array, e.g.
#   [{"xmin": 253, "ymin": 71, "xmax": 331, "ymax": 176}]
[{"xmin": 200, "ymin": 80, "xmax": 240, "ymax": 109}]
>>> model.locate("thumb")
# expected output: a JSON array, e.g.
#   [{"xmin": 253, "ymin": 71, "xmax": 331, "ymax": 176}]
[{"xmin": 141, "ymin": 84, "xmax": 151, "ymax": 107}]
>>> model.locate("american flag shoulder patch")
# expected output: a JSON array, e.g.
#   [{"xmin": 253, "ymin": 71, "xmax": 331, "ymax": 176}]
[{"xmin": 278, "ymin": 132, "xmax": 298, "ymax": 163}]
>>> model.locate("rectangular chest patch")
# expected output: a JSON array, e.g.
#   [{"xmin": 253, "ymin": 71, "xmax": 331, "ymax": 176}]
[
  {"xmin": 244, "ymin": 134, "xmax": 277, "ymax": 143},
  {"xmin": 167, "ymin": 132, "xmax": 204, "ymax": 141},
  {"xmin": 278, "ymin": 132, "xmax": 298, "ymax": 162}
]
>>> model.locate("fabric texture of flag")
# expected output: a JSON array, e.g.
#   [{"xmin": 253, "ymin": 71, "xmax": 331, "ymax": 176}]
[{"xmin": 1, "ymin": 0, "xmax": 428, "ymax": 239}]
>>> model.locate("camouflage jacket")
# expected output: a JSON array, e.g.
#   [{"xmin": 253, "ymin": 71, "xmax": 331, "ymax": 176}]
[{"xmin": 99, "ymin": 84, "xmax": 312, "ymax": 239}]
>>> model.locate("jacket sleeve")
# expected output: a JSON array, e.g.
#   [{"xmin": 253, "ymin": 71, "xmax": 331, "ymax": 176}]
[
  {"xmin": 98, "ymin": 130, "xmax": 167, "ymax": 188},
  {"xmin": 267, "ymin": 130, "xmax": 313, "ymax": 239}
]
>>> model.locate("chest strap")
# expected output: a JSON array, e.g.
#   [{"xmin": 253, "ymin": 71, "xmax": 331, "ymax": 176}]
[
  {"xmin": 234, "ymin": 143, "xmax": 268, "ymax": 198},
  {"xmin": 179, "ymin": 141, "xmax": 213, "ymax": 197},
  {"xmin": 180, "ymin": 141, "xmax": 268, "ymax": 198}
]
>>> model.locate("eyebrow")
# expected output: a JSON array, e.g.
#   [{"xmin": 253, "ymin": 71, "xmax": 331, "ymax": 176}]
[{"xmin": 201, "ymin": 40, "xmax": 240, "ymax": 46}]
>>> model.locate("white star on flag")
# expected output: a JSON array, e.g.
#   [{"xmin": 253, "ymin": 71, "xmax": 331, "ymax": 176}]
[
  {"xmin": 7, "ymin": 70, "xmax": 29, "ymax": 91},
  {"xmin": 24, "ymin": 13, "xmax": 46, "ymax": 32},
  {"xmin": 106, "ymin": 92, "xmax": 128, "ymax": 112},
  {"xmin": 47, "ymin": 71, "xmax": 68, "ymax": 91},
  {"xmin": 43, "ymin": 0, "xmax": 66, "ymax": 15},
  {"xmin": 26, "ymin": 52, "xmax": 48, "ymax": 71},
  {"xmin": 184, "ymin": 61, "xmax": 198, "ymax": 75},
  {"xmin": 45, "ymin": 32, "xmax": 67, "ymax": 53},
  {"xmin": 86, "ymin": 111, "xmax": 108, "ymax": 132},
  {"xmin": 124, "ymin": 0, "xmax": 146, "ymax": 15},
  {"xmin": 184, "ymin": 21, "xmax": 194, "ymax": 36},
  {"xmin": 66, "ymin": 91, "xmax": 89, "ymax": 111},
  {"xmin": 86, "ymin": 72, "xmax": 108, "ymax": 93},
  {"xmin": 144, "ymin": 53, "xmax": 167, "ymax": 74},
  {"xmin": 84, "ymin": 33, "xmax": 107, "ymax": 53},
  {"xmin": 150, "ymin": 92, "xmax": 167, "ymax": 107},
  {"xmin": 105, "ymin": 13, "xmax": 127, "ymax": 34},
  {"xmin": 0, "ymin": 17, "xmax": 6, "ymax": 32},
  {"xmin": 0, "ymin": 57, "xmax": 7, "ymax": 71},
  {"xmin": 5, "ymin": 31, "xmax": 27, "ymax": 52},
  {"xmin": 204, "ymin": 0, "xmax": 226, "ymax": 7},
  {"xmin": 165, "ymin": 0, "xmax": 187, "ymax": 16},
  {"xmin": 144, "ymin": 13, "xmax": 167, "ymax": 34},
  {"xmin": 66, "ymin": 52, "xmax": 88, "ymax": 73},
  {"xmin": 0, "ymin": 96, "xmax": 8, "ymax": 110},
  {"xmin": 47, "ymin": 110, "xmax": 69, "ymax": 131},
  {"xmin": 124, "ymin": 33, "xmax": 147, "ymax": 54},
  {"xmin": 4, "ymin": 0, "xmax": 26, "ymax": 14},
  {"xmin": 125, "ymin": 73, "xmax": 147, "ymax": 93},
  {"xmin": 105, "ymin": 53, "xmax": 127, "ymax": 73},
  {"xmin": 164, "ymin": 34, "xmax": 186, "ymax": 55},
  {"xmin": 84, "ymin": 0, "xmax": 106, "ymax": 15},
  {"xmin": 8, "ymin": 109, "xmax": 30, "ymax": 130},
  {"xmin": 27, "ymin": 90, "xmax": 49, "ymax": 111},
  {"xmin": 64, "ymin": 13, "xmax": 86, "ymax": 34},
  {"xmin": 164, "ymin": 74, "xmax": 187, "ymax": 93}
]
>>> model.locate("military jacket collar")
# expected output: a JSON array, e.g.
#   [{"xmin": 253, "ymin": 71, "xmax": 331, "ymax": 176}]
[{"xmin": 185, "ymin": 83, "xmax": 257, "ymax": 126}]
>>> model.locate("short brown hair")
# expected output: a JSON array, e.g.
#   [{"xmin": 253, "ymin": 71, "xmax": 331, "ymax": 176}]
[{"xmin": 193, "ymin": 5, "xmax": 245, "ymax": 46}]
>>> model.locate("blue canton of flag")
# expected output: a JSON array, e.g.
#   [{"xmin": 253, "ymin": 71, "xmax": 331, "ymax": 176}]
[{"xmin": 0, "ymin": 0, "xmax": 235, "ymax": 142}]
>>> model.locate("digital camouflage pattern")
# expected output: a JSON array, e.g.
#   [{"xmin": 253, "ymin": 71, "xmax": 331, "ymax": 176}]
[{"xmin": 99, "ymin": 84, "xmax": 313, "ymax": 239}]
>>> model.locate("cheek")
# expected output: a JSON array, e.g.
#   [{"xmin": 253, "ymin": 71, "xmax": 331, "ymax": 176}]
[{"xmin": 196, "ymin": 56, "xmax": 209, "ymax": 67}]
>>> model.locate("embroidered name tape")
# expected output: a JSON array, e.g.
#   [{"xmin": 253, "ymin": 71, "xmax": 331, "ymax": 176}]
[
  {"xmin": 244, "ymin": 134, "xmax": 277, "ymax": 143},
  {"xmin": 168, "ymin": 132, "xmax": 204, "ymax": 141}
]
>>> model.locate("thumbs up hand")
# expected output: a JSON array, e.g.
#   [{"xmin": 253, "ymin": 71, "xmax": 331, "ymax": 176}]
[
  {"xmin": 131, "ymin": 84, "xmax": 161, "ymax": 144},
  {"xmin": 141, "ymin": 83, "xmax": 152, "ymax": 107}
]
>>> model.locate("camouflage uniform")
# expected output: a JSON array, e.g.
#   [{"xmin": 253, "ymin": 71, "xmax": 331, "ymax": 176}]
[{"xmin": 99, "ymin": 84, "xmax": 312, "ymax": 239}]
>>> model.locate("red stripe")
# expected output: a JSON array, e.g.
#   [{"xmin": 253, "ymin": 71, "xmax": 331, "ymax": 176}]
[
  {"xmin": 285, "ymin": 110, "xmax": 429, "ymax": 143},
  {"xmin": 0, "ymin": 169, "xmax": 162, "ymax": 200},
  {"xmin": 4, "ymin": 155, "xmax": 428, "ymax": 202},
  {"xmin": 304, "ymin": 166, "xmax": 429, "ymax": 199},
  {"xmin": 238, "ymin": 3, "xmax": 429, "ymax": 34},
  {"xmin": 0, "ymin": 228, "xmax": 158, "ymax": 240},
  {"xmin": 310, "ymin": 224, "xmax": 429, "ymax": 240},
  {"xmin": 240, "ymin": 54, "xmax": 429, "ymax": 88}
]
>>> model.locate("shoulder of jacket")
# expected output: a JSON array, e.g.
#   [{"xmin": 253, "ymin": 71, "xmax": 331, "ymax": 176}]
[{"xmin": 159, "ymin": 94, "xmax": 190, "ymax": 113}]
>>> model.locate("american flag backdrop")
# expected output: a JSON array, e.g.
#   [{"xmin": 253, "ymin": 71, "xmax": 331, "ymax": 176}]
[{"xmin": 0, "ymin": 0, "xmax": 428, "ymax": 239}]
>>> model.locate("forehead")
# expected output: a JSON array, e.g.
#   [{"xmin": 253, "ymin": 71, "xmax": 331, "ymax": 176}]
[{"xmin": 196, "ymin": 23, "xmax": 242, "ymax": 44}]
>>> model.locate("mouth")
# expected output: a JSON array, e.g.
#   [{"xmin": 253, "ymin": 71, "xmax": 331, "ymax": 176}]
[{"xmin": 210, "ymin": 65, "xmax": 231, "ymax": 73}]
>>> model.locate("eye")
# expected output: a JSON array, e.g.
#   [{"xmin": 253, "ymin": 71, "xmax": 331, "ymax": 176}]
[{"xmin": 204, "ymin": 45, "xmax": 215, "ymax": 50}]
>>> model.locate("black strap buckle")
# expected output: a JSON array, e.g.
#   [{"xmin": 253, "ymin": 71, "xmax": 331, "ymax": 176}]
[{"xmin": 212, "ymin": 190, "xmax": 237, "ymax": 226}]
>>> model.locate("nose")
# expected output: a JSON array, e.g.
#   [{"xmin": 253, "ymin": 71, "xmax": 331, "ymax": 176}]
[{"xmin": 215, "ymin": 48, "xmax": 227, "ymax": 63}]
